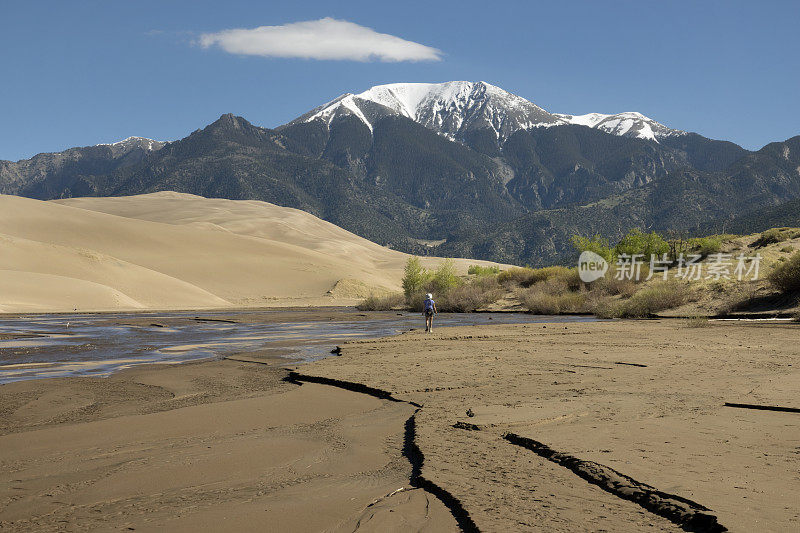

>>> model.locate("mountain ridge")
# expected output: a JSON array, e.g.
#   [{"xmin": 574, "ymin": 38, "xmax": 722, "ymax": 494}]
[{"xmin": 2, "ymin": 81, "xmax": 798, "ymax": 266}]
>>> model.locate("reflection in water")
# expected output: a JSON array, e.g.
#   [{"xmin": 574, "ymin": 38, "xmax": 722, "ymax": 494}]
[{"xmin": 0, "ymin": 311, "xmax": 597, "ymax": 384}]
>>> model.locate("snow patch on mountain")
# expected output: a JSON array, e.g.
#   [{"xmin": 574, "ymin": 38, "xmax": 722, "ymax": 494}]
[
  {"xmin": 95, "ymin": 137, "xmax": 167, "ymax": 158},
  {"xmin": 553, "ymin": 111, "xmax": 682, "ymax": 141},
  {"xmin": 97, "ymin": 136, "xmax": 165, "ymax": 149}
]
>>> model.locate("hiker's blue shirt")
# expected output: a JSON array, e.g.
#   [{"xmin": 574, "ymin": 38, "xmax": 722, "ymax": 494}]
[{"xmin": 424, "ymin": 298, "xmax": 435, "ymax": 311}]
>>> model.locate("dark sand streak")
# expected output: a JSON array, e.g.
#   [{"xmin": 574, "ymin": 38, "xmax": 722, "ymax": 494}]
[{"xmin": 503, "ymin": 433, "xmax": 726, "ymax": 533}]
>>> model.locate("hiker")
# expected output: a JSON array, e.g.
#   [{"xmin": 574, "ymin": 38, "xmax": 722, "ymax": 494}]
[{"xmin": 423, "ymin": 293, "xmax": 437, "ymax": 332}]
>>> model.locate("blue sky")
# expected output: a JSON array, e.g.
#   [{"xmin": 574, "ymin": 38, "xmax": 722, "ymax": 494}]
[{"xmin": 1, "ymin": 0, "xmax": 798, "ymax": 160}]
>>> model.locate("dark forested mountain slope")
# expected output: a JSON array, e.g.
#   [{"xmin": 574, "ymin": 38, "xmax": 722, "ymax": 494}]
[{"xmin": 2, "ymin": 82, "xmax": 798, "ymax": 265}]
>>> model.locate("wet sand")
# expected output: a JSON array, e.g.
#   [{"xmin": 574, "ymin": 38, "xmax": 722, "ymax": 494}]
[
  {"xmin": 0, "ymin": 309, "xmax": 562, "ymax": 383},
  {"xmin": 1, "ymin": 319, "xmax": 799, "ymax": 531},
  {"xmin": 0, "ymin": 358, "xmax": 456, "ymax": 531}
]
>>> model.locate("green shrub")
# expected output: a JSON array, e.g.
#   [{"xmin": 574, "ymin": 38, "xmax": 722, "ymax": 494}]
[
  {"xmin": 357, "ymin": 293, "xmax": 405, "ymax": 311},
  {"xmin": 404, "ymin": 257, "xmax": 502, "ymax": 311},
  {"xmin": 406, "ymin": 273, "xmax": 503, "ymax": 312},
  {"xmin": 468, "ymin": 264, "xmax": 500, "ymax": 276},
  {"xmin": 781, "ymin": 245, "xmax": 794, "ymax": 253},
  {"xmin": 688, "ymin": 236, "xmax": 724, "ymax": 257},
  {"xmin": 615, "ymin": 229, "xmax": 670, "ymax": 259},
  {"xmin": 753, "ymin": 228, "xmax": 788, "ymax": 248},
  {"xmin": 767, "ymin": 252, "xmax": 800, "ymax": 293}
]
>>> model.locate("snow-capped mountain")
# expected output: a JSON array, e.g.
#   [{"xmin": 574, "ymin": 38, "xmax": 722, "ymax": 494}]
[
  {"xmin": 292, "ymin": 81, "xmax": 684, "ymax": 142},
  {"xmin": 292, "ymin": 81, "xmax": 559, "ymax": 141},
  {"xmin": 96, "ymin": 136, "xmax": 166, "ymax": 157}
]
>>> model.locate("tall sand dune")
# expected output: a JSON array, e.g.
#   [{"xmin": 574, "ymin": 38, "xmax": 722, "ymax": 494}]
[{"xmin": 0, "ymin": 192, "xmax": 500, "ymax": 312}]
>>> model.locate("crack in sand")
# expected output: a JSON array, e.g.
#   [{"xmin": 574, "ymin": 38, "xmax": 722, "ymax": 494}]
[
  {"xmin": 283, "ymin": 372, "xmax": 422, "ymax": 408},
  {"xmin": 502, "ymin": 432, "xmax": 726, "ymax": 533},
  {"xmin": 286, "ymin": 371, "xmax": 479, "ymax": 532},
  {"xmin": 723, "ymin": 402, "xmax": 800, "ymax": 413},
  {"xmin": 263, "ymin": 366, "xmax": 726, "ymax": 532}
]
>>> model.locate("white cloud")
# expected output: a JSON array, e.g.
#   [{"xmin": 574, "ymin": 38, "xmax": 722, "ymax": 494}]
[{"xmin": 198, "ymin": 18, "xmax": 442, "ymax": 62}]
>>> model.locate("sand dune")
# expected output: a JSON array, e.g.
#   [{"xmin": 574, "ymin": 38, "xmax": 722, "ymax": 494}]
[{"xmin": 0, "ymin": 192, "xmax": 499, "ymax": 313}]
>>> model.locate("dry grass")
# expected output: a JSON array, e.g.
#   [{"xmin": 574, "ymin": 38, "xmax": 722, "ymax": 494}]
[
  {"xmin": 683, "ymin": 315, "xmax": 711, "ymax": 328},
  {"xmin": 716, "ymin": 282, "xmax": 761, "ymax": 315},
  {"xmin": 767, "ymin": 252, "xmax": 800, "ymax": 293},
  {"xmin": 405, "ymin": 275, "xmax": 504, "ymax": 313},
  {"xmin": 520, "ymin": 275, "xmax": 591, "ymax": 314},
  {"xmin": 498, "ymin": 266, "xmax": 575, "ymax": 288},
  {"xmin": 596, "ymin": 280, "xmax": 692, "ymax": 318},
  {"xmin": 592, "ymin": 274, "xmax": 639, "ymax": 297},
  {"xmin": 497, "ymin": 267, "xmax": 534, "ymax": 286},
  {"xmin": 439, "ymin": 276, "xmax": 504, "ymax": 312},
  {"xmin": 438, "ymin": 282, "xmax": 504, "ymax": 312},
  {"xmin": 356, "ymin": 292, "xmax": 405, "ymax": 311},
  {"xmin": 522, "ymin": 291, "xmax": 587, "ymax": 314}
]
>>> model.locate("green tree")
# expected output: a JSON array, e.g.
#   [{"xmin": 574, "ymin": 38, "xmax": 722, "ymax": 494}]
[
  {"xmin": 402, "ymin": 256, "xmax": 430, "ymax": 298},
  {"xmin": 570, "ymin": 234, "xmax": 615, "ymax": 263},
  {"xmin": 615, "ymin": 229, "xmax": 669, "ymax": 258},
  {"xmin": 429, "ymin": 259, "xmax": 461, "ymax": 294}
]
